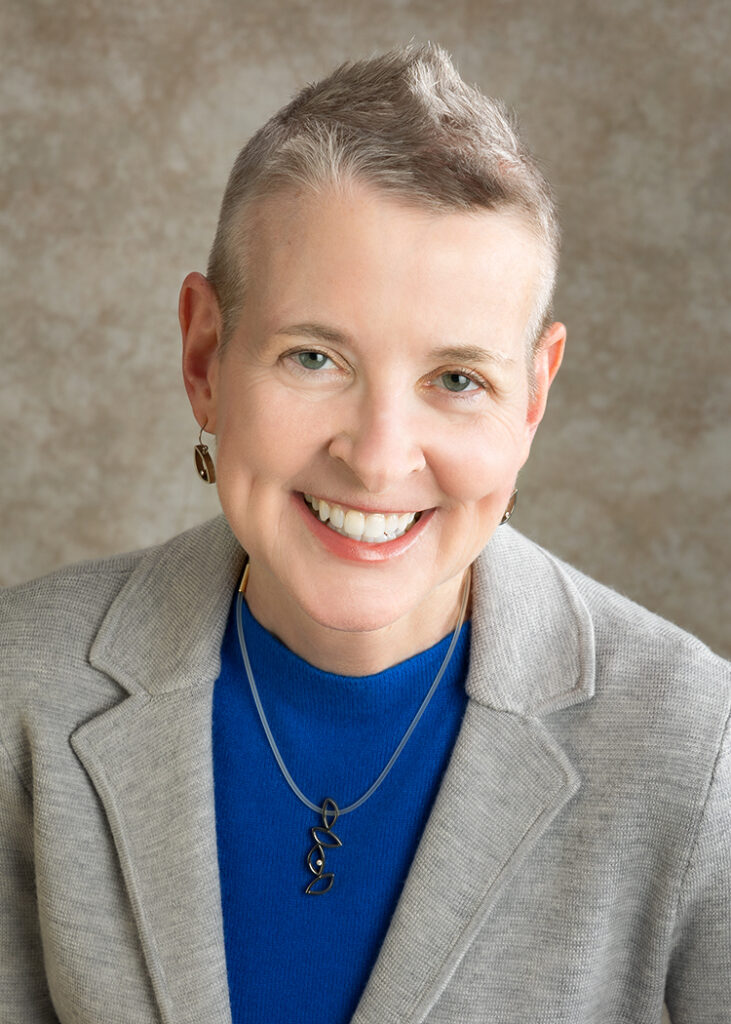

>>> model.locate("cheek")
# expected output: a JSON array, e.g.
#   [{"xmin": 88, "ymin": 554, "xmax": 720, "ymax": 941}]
[
  {"xmin": 213, "ymin": 396, "xmax": 301, "ymax": 555},
  {"xmin": 215, "ymin": 383, "xmax": 323, "ymax": 491},
  {"xmin": 430, "ymin": 413, "xmax": 528, "ymax": 506}
]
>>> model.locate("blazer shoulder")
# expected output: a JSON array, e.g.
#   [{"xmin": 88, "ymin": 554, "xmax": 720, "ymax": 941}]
[
  {"xmin": 0, "ymin": 536, "xmax": 175, "ymax": 756},
  {"xmin": 0, "ymin": 516, "xmax": 238, "ymax": 793},
  {"xmin": 540, "ymin": 544, "xmax": 730, "ymax": 714},
  {"xmin": 560, "ymin": 552, "xmax": 725, "ymax": 657},
  {"xmin": 0, "ymin": 515, "xmax": 231, "ymax": 656},
  {"xmin": 1, "ymin": 547, "xmax": 151, "ymax": 668},
  {"xmin": 497, "ymin": 535, "xmax": 730, "ymax": 832},
  {"xmin": 0, "ymin": 514, "xmax": 235, "ymax": 705}
]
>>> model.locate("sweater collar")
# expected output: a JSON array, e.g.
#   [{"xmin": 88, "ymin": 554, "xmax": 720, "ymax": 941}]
[{"xmin": 231, "ymin": 591, "xmax": 470, "ymax": 720}]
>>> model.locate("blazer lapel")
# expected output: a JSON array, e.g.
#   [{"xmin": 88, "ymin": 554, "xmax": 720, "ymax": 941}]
[
  {"xmin": 353, "ymin": 704, "xmax": 581, "ymax": 1024},
  {"xmin": 71, "ymin": 688, "xmax": 231, "ymax": 1024},
  {"xmin": 353, "ymin": 527, "xmax": 595, "ymax": 1024},
  {"xmin": 71, "ymin": 517, "xmax": 244, "ymax": 1024}
]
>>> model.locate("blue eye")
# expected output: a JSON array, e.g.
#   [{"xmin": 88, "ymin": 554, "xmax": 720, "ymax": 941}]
[
  {"xmin": 439, "ymin": 372, "xmax": 479, "ymax": 392},
  {"xmin": 296, "ymin": 351, "xmax": 331, "ymax": 370}
]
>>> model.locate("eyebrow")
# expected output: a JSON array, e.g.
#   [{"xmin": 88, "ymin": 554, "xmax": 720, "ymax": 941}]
[
  {"xmin": 277, "ymin": 323, "xmax": 349, "ymax": 345},
  {"xmin": 276, "ymin": 323, "xmax": 516, "ymax": 367},
  {"xmin": 428, "ymin": 345, "xmax": 516, "ymax": 367}
]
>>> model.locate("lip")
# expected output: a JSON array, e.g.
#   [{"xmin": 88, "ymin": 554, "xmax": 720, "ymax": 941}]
[{"xmin": 293, "ymin": 492, "xmax": 435, "ymax": 562}]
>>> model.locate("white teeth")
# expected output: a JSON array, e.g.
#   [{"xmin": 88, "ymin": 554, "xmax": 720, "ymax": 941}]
[
  {"xmin": 397, "ymin": 513, "xmax": 413, "ymax": 534},
  {"xmin": 343, "ymin": 509, "xmax": 365, "ymax": 539},
  {"xmin": 304, "ymin": 495, "xmax": 420, "ymax": 543},
  {"xmin": 363, "ymin": 514, "xmax": 386, "ymax": 540}
]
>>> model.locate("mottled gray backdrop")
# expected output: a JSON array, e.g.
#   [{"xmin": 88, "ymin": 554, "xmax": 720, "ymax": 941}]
[{"xmin": 1, "ymin": 0, "xmax": 729, "ymax": 662}]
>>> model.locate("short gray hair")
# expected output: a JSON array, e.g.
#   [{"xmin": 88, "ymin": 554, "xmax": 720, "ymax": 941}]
[{"xmin": 207, "ymin": 43, "xmax": 560, "ymax": 353}]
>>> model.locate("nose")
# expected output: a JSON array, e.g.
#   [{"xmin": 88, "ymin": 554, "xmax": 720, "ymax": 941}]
[{"xmin": 327, "ymin": 391, "xmax": 426, "ymax": 494}]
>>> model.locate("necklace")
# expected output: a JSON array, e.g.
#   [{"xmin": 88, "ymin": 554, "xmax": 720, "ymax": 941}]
[{"xmin": 235, "ymin": 562, "xmax": 471, "ymax": 894}]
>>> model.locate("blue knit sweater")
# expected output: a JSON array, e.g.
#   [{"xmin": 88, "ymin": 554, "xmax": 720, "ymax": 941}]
[{"xmin": 212, "ymin": 593, "xmax": 470, "ymax": 1023}]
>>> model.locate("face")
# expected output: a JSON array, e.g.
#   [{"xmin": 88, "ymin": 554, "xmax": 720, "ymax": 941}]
[{"xmin": 181, "ymin": 183, "xmax": 564, "ymax": 655}]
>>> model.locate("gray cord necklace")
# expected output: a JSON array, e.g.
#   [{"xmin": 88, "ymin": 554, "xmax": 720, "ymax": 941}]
[{"xmin": 235, "ymin": 560, "xmax": 471, "ymax": 894}]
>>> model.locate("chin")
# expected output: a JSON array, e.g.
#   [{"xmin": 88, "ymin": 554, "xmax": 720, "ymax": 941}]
[{"xmin": 298, "ymin": 590, "xmax": 412, "ymax": 636}]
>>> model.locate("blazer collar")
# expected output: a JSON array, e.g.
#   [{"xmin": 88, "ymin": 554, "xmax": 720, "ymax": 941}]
[
  {"xmin": 468, "ymin": 524, "xmax": 596, "ymax": 715},
  {"xmin": 88, "ymin": 515, "xmax": 245, "ymax": 697}
]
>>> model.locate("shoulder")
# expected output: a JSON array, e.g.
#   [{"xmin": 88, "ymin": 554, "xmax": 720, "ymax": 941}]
[
  {"xmin": 477, "ymin": 527, "xmax": 730, "ymax": 762},
  {"xmin": 0, "ymin": 539, "xmax": 154, "ymax": 776},
  {"xmin": 1, "ymin": 542, "xmax": 157, "ymax": 677},
  {"xmin": 496, "ymin": 526, "xmax": 729, "ymax": 686},
  {"xmin": 538, "ymin": 541, "xmax": 731, "ymax": 894},
  {"xmin": 0, "ymin": 515, "xmax": 232, "ymax": 650},
  {"xmin": 484, "ymin": 531, "xmax": 730, "ymax": 851},
  {"xmin": 531, "ymin": 533, "xmax": 729, "ymax": 786},
  {"xmin": 0, "ymin": 516, "xmax": 234, "ymax": 778},
  {"xmin": 559, "ymin": 546, "xmax": 730, "ymax": 764},
  {"xmin": 548, "ymin": 541, "xmax": 729, "ymax": 695}
]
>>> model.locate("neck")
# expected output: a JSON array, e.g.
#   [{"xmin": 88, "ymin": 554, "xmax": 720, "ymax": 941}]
[{"xmin": 243, "ymin": 566, "xmax": 470, "ymax": 676}]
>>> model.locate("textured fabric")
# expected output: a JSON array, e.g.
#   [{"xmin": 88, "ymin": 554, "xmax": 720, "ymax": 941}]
[
  {"xmin": 0, "ymin": 514, "xmax": 729, "ymax": 1024},
  {"xmin": 213, "ymin": 596, "xmax": 470, "ymax": 1023}
]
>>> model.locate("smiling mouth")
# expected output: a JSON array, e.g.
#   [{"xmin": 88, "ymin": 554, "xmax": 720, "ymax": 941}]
[{"xmin": 303, "ymin": 494, "xmax": 424, "ymax": 544}]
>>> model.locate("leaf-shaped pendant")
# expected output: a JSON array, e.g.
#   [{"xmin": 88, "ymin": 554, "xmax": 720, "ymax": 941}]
[
  {"xmin": 305, "ymin": 872, "xmax": 334, "ymax": 895},
  {"xmin": 307, "ymin": 843, "xmax": 326, "ymax": 875},
  {"xmin": 194, "ymin": 444, "xmax": 215, "ymax": 484},
  {"xmin": 321, "ymin": 798, "xmax": 339, "ymax": 829},
  {"xmin": 311, "ymin": 825, "xmax": 342, "ymax": 848}
]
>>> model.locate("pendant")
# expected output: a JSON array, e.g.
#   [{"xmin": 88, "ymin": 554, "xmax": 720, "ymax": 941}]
[
  {"xmin": 194, "ymin": 443, "xmax": 216, "ymax": 484},
  {"xmin": 305, "ymin": 798, "xmax": 341, "ymax": 894}
]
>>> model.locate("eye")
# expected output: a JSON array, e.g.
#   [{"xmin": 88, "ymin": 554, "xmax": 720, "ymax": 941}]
[
  {"xmin": 437, "ymin": 371, "xmax": 482, "ymax": 393},
  {"xmin": 295, "ymin": 350, "xmax": 333, "ymax": 371}
]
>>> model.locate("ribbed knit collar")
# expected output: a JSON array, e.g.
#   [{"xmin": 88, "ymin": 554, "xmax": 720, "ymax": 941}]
[{"xmin": 237, "ymin": 595, "xmax": 470, "ymax": 726}]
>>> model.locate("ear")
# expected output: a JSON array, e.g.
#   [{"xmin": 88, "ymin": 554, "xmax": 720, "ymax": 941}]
[
  {"xmin": 524, "ymin": 320, "xmax": 566, "ymax": 442},
  {"xmin": 179, "ymin": 271, "xmax": 223, "ymax": 433}
]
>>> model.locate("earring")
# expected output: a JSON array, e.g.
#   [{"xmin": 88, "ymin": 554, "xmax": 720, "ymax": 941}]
[
  {"xmin": 194, "ymin": 423, "xmax": 216, "ymax": 484},
  {"xmin": 500, "ymin": 488, "xmax": 517, "ymax": 525}
]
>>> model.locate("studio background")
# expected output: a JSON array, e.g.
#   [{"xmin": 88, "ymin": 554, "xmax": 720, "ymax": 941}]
[{"xmin": 1, "ymin": 0, "xmax": 729, "ymax": 659}]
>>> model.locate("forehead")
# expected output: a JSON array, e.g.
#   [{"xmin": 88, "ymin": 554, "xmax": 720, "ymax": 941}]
[{"xmin": 240, "ymin": 184, "xmax": 543, "ymax": 346}]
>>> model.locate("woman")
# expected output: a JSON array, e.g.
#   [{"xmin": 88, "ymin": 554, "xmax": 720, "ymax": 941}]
[{"xmin": 1, "ymin": 45, "xmax": 728, "ymax": 1024}]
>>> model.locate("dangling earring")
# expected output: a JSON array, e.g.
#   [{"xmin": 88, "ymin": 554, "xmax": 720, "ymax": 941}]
[
  {"xmin": 500, "ymin": 488, "xmax": 517, "ymax": 525},
  {"xmin": 194, "ymin": 423, "xmax": 216, "ymax": 484}
]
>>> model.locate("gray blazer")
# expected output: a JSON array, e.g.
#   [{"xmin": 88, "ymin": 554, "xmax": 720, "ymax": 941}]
[{"xmin": 1, "ymin": 516, "xmax": 729, "ymax": 1023}]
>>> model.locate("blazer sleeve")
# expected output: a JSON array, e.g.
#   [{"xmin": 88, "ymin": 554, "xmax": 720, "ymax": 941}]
[
  {"xmin": 665, "ymin": 710, "xmax": 731, "ymax": 1022},
  {"xmin": 0, "ymin": 738, "xmax": 60, "ymax": 1023}
]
